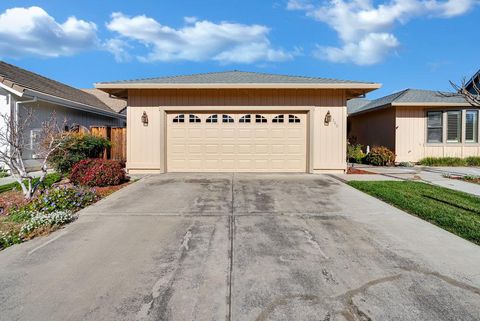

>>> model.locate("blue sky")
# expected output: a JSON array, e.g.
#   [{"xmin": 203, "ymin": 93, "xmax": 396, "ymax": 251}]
[{"xmin": 0, "ymin": 0, "xmax": 478, "ymax": 98}]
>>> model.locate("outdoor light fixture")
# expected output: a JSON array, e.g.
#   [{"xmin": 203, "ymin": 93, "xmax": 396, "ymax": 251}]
[
  {"xmin": 324, "ymin": 110, "xmax": 332, "ymax": 126},
  {"xmin": 141, "ymin": 111, "xmax": 149, "ymax": 126}
]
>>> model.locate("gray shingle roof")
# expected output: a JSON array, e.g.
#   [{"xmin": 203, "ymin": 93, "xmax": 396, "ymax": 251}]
[
  {"xmin": 347, "ymin": 98, "xmax": 371, "ymax": 114},
  {"xmin": 349, "ymin": 89, "xmax": 468, "ymax": 115},
  {"xmin": 81, "ymin": 89, "xmax": 127, "ymax": 113},
  {"xmin": 0, "ymin": 61, "xmax": 118, "ymax": 115},
  {"xmin": 99, "ymin": 70, "xmax": 374, "ymax": 85}
]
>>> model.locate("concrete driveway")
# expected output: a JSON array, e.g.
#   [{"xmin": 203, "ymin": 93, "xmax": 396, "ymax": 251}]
[{"xmin": 0, "ymin": 173, "xmax": 479, "ymax": 321}]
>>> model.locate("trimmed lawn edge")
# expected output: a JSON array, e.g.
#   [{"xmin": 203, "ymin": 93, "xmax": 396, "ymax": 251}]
[{"xmin": 347, "ymin": 180, "xmax": 480, "ymax": 245}]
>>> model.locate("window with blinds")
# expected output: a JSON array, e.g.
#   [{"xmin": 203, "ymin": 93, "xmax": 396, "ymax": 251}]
[
  {"xmin": 466, "ymin": 110, "xmax": 478, "ymax": 143},
  {"xmin": 427, "ymin": 111, "xmax": 443, "ymax": 143},
  {"xmin": 446, "ymin": 111, "xmax": 461, "ymax": 143}
]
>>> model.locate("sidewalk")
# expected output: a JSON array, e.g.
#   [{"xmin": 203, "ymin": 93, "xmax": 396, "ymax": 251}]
[
  {"xmin": 339, "ymin": 164, "xmax": 480, "ymax": 197},
  {"xmin": 0, "ymin": 171, "xmax": 47, "ymax": 187}
]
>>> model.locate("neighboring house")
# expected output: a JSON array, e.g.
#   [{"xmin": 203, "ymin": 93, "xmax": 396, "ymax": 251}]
[
  {"xmin": 465, "ymin": 69, "xmax": 480, "ymax": 95},
  {"xmin": 81, "ymin": 88, "xmax": 127, "ymax": 124},
  {"xmin": 0, "ymin": 61, "xmax": 125, "ymax": 170},
  {"xmin": 347, "ymin": 89, "xmax": 479, "ymax": 163},
  {"xmin": 96, "ymin": 71, "xmax": 380, "ymax": 174}
]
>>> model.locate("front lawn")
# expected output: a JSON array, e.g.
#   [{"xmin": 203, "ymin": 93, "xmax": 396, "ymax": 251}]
[{"xmin": 348, "ymin": 181, "xmax": 480, "ymax": 245}]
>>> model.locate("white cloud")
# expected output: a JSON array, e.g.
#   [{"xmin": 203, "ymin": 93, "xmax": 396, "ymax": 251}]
[
  {"xmin": 0, "ymin": 6, "xmax": 98, "ymax": 58},
  {"xmin": 288, "ymin": 0, "xmax": 477, "ymax": 65},
  {"xmin": 106, "ymin": 12, "xmax": 293, "ymax": 64}
]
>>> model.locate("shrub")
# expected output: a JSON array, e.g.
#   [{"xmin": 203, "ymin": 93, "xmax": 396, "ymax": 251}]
[
  {"xmin": 465, "ymin": 157, "xmax": 480, "ymax": 166},
  {"xmin": 347, "ymin": 144, "xmax": 365, "ymax": 163},
  {"xmin": 48, "ymin": 133, "xmax": 111, "ymax": 174},
  {"xmin": 8, "ymin": 187, "xmax": 98, "ymax": 219},
  {"xmin": 419, "ymin": 157, "xmax": 467, "ymax": 167},
  {"xmin": 20, "ymin": 211, "xmax": 74, "ymax": 237},
  {"xmin": 0, "ymin": 231, "xmax": 22, "ymax": 249},
  {"xmin": 70, "ymin": 159, "xmax": 125, "ymax": 187},
  {"xmin": 365, "ymin": 146, "xmax": 395, "ymax": 166},
  {"xmin": 398, "ymin": 161, "xmax": 414, "ymax": 167}
]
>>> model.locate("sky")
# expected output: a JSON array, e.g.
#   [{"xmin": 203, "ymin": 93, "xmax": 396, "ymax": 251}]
[{"xmin": 0, "ymin": 0, "xmax": 478, "ymax": 99}]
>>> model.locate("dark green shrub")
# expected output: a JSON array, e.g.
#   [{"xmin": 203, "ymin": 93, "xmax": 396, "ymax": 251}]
[
  {"xmin": 465, "ymin": 157, "xmax": 480, "ymax": 166},
  {"xmin": 70, "ymin": 159, "xmax": 125, "ymax": 187},
  {"xmin": 419, "ymin": 157, "xmax": 467, "ymax": 166},
  {"xmin": 48, "ymin": 133, "xmax": 111, "ymax": 174},
  {"xmin": 365, "ymin": 146, "xmax": 395, "ymax": 166},
  {"xmin": 347, "ymin": 144, "xmax": 365, "ymax": 163}
]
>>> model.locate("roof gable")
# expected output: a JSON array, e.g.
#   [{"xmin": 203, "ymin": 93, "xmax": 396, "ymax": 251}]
[{"xmin": 0, "ymin": 61, "xmax": 118, "ymax": 115}]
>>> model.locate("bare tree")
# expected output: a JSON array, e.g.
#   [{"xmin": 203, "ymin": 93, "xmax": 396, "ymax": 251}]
[
  {"xmin": 0, "ymin": 109, "xmax": 67, "ymax": 199},
  {"xmin": 442, "ymin": 76, "xmax": 480, "ymax": 107}
]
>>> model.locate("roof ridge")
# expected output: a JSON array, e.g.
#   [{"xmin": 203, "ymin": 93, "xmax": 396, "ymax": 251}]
[{"xmin": 98, "ymin": 70, "xmax": 374, "ymax": 84}]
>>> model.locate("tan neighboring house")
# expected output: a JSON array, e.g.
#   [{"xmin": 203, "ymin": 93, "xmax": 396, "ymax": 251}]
[
  {"xmin": 0, "ymin": 61, "xmax": 125, "ymax": 170},
  {"xmin": 347, "ymin": 89, "xmax": 479, "ymax": 163},
  {"xmin": 96, "ymin": 71, "xmax": 380, "ymax": 174}
]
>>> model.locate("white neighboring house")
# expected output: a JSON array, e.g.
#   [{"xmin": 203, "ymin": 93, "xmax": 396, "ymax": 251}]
[{"xmin": 0, "ymin": 61, "xmax": 126, "ymax": 171}]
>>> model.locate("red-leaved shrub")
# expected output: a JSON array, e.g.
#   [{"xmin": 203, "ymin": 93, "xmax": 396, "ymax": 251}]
[{"xmin": 70, "ymin": 159, "xmax": 125, "ymax": 187}]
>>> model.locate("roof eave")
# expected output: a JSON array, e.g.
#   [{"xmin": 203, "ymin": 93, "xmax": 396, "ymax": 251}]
[
  {"xmin": 391, "ymin": 102, "xmax": 471, "ymax": 107},
  {"xmin": 24, "ymin": 89, "xmax": 126, "ymax": 120},
  {"xmin": 348, "ymin": 103, "xmax": 391, "ymax": 117},
  {"xmin": 95, "ymin": 82, "xmax": 382, "ymax": 90}
]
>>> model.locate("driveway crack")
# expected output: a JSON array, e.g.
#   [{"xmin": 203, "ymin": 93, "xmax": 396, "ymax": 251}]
[{"xmin": 227, "ymin": 172, "xmax": 235, "ymax": 321}]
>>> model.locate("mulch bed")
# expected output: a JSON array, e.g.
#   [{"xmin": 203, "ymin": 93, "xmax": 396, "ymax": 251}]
[
  {"xmin": 347, "ymin": 167, "xmax": 374, "ymax": 174},
  {"xmin": 0, "ymin": 190, "xmax": 29, "ymax": 216},
  {"xmin": 94, "ymin": 182, "xmax": 131, "ymax": 198}
]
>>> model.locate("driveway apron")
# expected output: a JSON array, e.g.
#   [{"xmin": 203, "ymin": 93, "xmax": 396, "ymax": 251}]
[{"xmin": 0, "ymin": 173, "xmax": 479, "ymax": 321}]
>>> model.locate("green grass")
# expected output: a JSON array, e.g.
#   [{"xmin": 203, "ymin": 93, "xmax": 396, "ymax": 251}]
[
  {"xmin": 0, "ymin": 173, "xmax": 62, "ymax": 194},
  {"xmin": 348, "ymin": 180, "xmax": 480, "ymax": 245},
  {"xmin": 418, "ymin": 156, "xmax": 480, "ymax": 167}
]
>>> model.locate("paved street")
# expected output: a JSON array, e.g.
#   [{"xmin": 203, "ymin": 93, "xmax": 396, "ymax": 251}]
[{"xmin": 0, "ymin": 173, "xmax": 479, "ymax": 321}]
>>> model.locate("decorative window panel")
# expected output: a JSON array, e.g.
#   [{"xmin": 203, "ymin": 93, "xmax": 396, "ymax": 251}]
[{"xmin": 446, "ymin": 111, "xmax": 461, "ymax": 143}]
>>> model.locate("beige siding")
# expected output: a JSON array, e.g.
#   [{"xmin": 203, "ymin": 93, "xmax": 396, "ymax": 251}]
[
  {"xmin": 395, "ymin": 106, "xmax": 480, "ymax": 162},
  {"xmin": 348, "ymin": 107, "xmax": 396, "ymax": 151},
  {"xmin": 128, "ymin": 89, "xmax": 345, "ymax": 107},
  {"xmin": 127, "ymin": 89, "xmax": 348, "ymax": 174}
]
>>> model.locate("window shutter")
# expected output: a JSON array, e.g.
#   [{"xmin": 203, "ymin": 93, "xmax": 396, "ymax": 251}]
[
  {"xmin": 466, "ymin": 110, "xmax": 478, "ymax": 143},
  {"xmin": 446, "ymin": 111, "xmax": 461, "ymax": 143}
]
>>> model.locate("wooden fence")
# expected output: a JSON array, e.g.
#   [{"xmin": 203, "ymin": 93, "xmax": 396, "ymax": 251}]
[{"xmin": 91, "ymin": 126, "xmax": 126, "ymax": 163}]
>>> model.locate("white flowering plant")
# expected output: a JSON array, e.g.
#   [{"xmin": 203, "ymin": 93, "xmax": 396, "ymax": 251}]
[{"xmin": 20, "ymin": 211, "xmax": 74, "ymax": 237}]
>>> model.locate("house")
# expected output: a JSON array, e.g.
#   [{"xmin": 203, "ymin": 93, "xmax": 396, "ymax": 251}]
[
  {"xmin": 347, "ymin": 89, "xmax": 479, "ymax": 163},
  {"xmin": 465, "ymin": 69, "xmax": 480, "ymax": 95},
  {"xmin": 96, "ymin": 71, "xmax": 380, "ymax": 174},
  {"xmin": 0, "ymin": 61, "xmax": 125, "ymax": 170}
]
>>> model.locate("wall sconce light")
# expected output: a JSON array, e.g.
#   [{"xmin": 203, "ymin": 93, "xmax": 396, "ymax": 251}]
[
  {"xmin": 324, "ymin": 110, "xmax": 332, "ymax": 126},
  {"xmin": 141, "ymin": 111, "xmax": 149, "ymax": 126}
]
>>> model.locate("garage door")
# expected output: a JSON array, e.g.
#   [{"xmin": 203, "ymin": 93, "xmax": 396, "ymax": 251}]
[{"xmin": 166, "ymin": 112, "xmax": 307, "ymax": 172}]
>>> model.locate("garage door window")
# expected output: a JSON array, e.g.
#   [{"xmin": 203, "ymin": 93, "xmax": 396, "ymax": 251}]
[
  {"xmin": 289, "ymin": 115, "xmax": 300, "ymax": 123},
  {"xmin": 223, "ymin": 115, "xmax": 234, "ymax": 123},
  {"xmin": 272, "ymin": 115, "xmax": 284, "ymax": 123},
  {"xmin": 256, "ymin": 115, "xmax": 267, "ymax": 123},
  {"xmin": 206, "ymin": 114, "xmax": 218, "ymax": 123},
  {"xmin": 173, "ymin": 114, "xmax": 185, "ymax": 123},
  {"xmin": 189, "ymin": 114, "xmax": 201, "ymax": 123},
  {"xmin": 239, "ymin": 115, "xmax": 251, "ymax": 123}
]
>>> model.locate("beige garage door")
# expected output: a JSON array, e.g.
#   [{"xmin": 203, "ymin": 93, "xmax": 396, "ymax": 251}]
[{"xmin": 166, "ymin": 112, "xmax": 307, "ymax": 172}]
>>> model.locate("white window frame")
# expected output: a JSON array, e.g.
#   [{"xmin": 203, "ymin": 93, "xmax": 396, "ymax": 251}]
[
  {"xmin": 446, "ymin": 110, "xmax": 462, "ymax": 143},
  {"xmin": 30, "ymin": 128, "xmax": 42, "ymax": 159},
  {"xmin": 426, "ymin": 111, "xmax": 443, "ymax": 144},
  {"xmin": 465, "ymin": 110, "xmax": 479, "ymax": 143}
]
